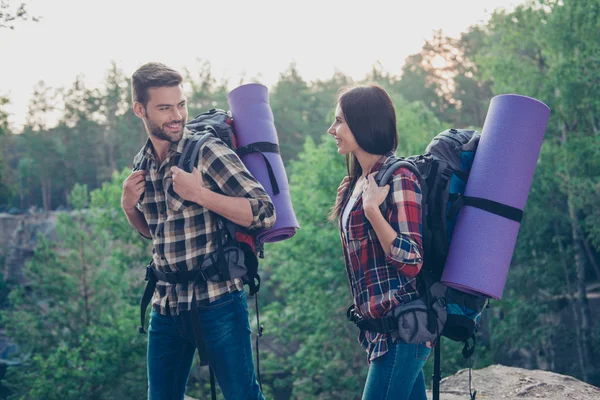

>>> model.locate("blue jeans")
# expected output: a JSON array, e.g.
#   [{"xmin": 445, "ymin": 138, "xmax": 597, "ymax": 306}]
[
  {"xmin": 147, "ymin": 290, "xmax": 264, "ymax": 400},
  {"xmin": 362, "ymin": 339, "xmax": 432, "ymax": 400}
]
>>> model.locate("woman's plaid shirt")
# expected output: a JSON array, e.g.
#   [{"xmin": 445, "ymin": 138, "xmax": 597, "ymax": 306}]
[
  {"xmin": 132, "ymin": 130, "xmax": 275, "ymax": 315},
  {"xmin": 338, "ymin": 152, "xmax": 424, "ymax": 362}
]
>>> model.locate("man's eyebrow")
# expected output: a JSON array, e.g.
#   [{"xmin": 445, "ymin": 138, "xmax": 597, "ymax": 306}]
[{"xmin": 156, "ymin": 100, "xmax": 186, "ymax": 106}]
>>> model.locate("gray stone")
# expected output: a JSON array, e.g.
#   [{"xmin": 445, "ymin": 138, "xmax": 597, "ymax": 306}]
[{"xmin": 427, "ymin": 364, "xmax": 600, "ymax": 399}]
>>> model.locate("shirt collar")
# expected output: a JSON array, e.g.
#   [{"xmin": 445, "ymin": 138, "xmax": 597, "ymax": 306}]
[
  {"xmin": 141, "ymin": 128, "xmax": 193, "ymax": 161},
  {"xmin": 173, "ymin": 128, "xmax": 193, "ymax": 154}
]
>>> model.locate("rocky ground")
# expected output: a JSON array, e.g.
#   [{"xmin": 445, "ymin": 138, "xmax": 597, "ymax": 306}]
[
  {"xmin": 426, "ymin": 364, "xmax": 600, "ymax": 399},
  {"xmin": 183, "ymin": 365, "xmax": 600, "ymax": 400}
]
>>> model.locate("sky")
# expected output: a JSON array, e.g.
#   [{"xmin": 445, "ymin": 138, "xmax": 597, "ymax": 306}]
[{"xmin": 1, "ymin": 0, "xmax": 524, "ymax": 132}]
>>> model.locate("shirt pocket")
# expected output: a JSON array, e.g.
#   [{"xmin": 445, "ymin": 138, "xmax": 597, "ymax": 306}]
[
  {"xmin": 165, "ymin": 178, "xmax": 191, "ymax": 213},
  {"xmin": 347, "ymin": 209, "xmax": 371, "ymax": 241},
  {"xmin": 347, "ymin": 209, "xmax": 374, "ymax": 258},
  {"xmin": 136, "ymin": 176, "xmax": 152, "ymax": 213}
]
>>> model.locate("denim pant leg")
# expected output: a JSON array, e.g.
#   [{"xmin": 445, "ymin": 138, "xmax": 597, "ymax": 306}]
[
  {"xmin": 409, "ymin": 369, "xmax": 427, "ymax": 400},
  {"xmin": 197, "ymin": 290, "xmax": 264, "ymax": 400},
  {"xmin": 147, "ymin": 309, "xmax": 197, "ymax": 400},
  {"xmin": 362, "ymin": 339, "xmax": 432, "ymax": 400}
]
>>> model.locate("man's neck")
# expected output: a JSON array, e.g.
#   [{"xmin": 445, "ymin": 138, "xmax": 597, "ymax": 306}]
[{"xmin": 149, "ymin": 137, "xmax": 171, "ymax": 165}]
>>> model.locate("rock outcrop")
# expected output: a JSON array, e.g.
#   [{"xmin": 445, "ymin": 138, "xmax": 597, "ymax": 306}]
[
  {"xmin": 0, "ymin": 212, "xmax": 59, "ymax": 284},
  {"xmin": 427, "ymin": 364, "xmax": 600, "ymax": 399},
  {"xmin": 181, "ymin": 365, "xmax": 600, "ymax": 400}
]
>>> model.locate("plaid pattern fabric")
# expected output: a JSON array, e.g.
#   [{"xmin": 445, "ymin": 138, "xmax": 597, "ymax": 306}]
[
  {"xmin": 339, "ymin": 152, "xmax": 424, "ymax": 362},
  {"xmin": 133, "ymin": 129, "xmax": 276, "ymax": 315}
]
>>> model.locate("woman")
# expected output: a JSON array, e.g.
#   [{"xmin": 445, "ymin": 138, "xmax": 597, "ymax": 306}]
[{"xmin": 328, "ymin": 84, "xmax": 431, "ymax": 400}]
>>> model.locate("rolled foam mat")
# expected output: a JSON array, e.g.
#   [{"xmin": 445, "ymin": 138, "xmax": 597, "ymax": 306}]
[
  {"xmin": 441, "ymin": 94, "xmax": 550, "ymax": 299},
  {"xmin": 227, "ymin": 83, "xmax": 300, "ymax": 243}
]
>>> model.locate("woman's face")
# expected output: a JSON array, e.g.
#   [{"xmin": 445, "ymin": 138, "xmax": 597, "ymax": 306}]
[{"xmin": 328, "ymin": 104, "xmax": 360, "ymax": 155}]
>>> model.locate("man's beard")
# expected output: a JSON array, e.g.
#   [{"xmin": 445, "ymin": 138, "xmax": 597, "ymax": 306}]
[{"xmin": 146, "ymin": 117, "xmax": 185, "ymax": 142}]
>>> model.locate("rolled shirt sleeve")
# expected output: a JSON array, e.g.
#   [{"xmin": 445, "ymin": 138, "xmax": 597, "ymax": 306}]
[
  {"xmin": 200, "ymin": 137, "xmax": 276, "ymax": 230},
  {"xmin": 384, "ymin": 167, "xmax": 424, "ymax": 278}
]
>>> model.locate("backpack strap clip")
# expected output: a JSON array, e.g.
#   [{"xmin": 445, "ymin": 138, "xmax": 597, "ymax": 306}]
[
  {"xmin": 462, "ymin": 335, "xmax": 477, "ymax": 359},
  {"xmin": 194, "ymin": 268, "xmax": 210, "ymax": 284},
  {"xmin": 139, "ymin": 261, "xmax": 157, "ymax": 334},
  {"xmin": 441, "ymin": 166, "xmax": 453, "ymax": 181},
  {"xmin": 346, "ymin": 304, "xmax": 361, "ymax": 323},
  {"xmin": 346, "ymin": 304, "xmax": 397, "ymax": 334}
]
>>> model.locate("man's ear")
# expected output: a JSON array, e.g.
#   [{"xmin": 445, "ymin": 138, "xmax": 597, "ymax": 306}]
[{"xmin": 133, "ymin": 102, "xmax": 146, "ymax": 119}]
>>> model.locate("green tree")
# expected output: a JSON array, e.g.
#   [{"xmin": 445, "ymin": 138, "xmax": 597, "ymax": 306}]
[
  {"xmin": 395, "ymin": 31, "xmax": 457, "ymax": 124},
  {"xmin": 24, "ymin": 81, "xmax": 55, "ymax": 132},
  {"xmin": 270, "ymin": 64, "xmax": 356, "ymax": 164},
  {"xmin": 17, "ymin": 128, "xmax": 59, "ymax": 210},
  {"xmin": 1, "ymin": 179, "xmax": 149, "ymax": 399},
  {"xmin": 269, "ymin": 63, "xmax": 315, "ymax": 163},
  {"xmin": 15, "ymin": 157, "xmax": 32, "ymax": 209},
  {"xmin": 185, "ymin": 58, "xmax": 229, "ymax": 115},
  {"xmin": 261, "ymin": 136, "xmax": 365, "ymax": 399},
  {"xmin": 475, "ymin": 0, "xmax": 600, "ymax": 383},
  {"xmin": 0, "ymin": 96, "xmax": 14, "ymax": 204},
  {"xmin": 452, "ymin": 26, "xmax": 494, "ymax": 128},
  {"xmin": 101, "ymin": 62, "xmax": 127, "ymax": 175},
  {"xmin": 58, "ymin": 77, "xmax": 105, "ymax": 203},
  {"xmin": 395, "ymin": 29, "xmax": 493, "ymax": 128},
  {"xmin": 0, "ymin": 96, "xmax": 9, "ymax": 136},
  {"xmin": 390, "ymin": 94, "xmax": 446, "ymax": 156}
]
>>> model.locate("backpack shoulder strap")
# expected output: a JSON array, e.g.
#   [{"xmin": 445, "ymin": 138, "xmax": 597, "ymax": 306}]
[
  {"xmin": 375, "ymin": 158, "xmax": 420, "ymax": 187},
  {"xmin": 178, "ymin": 131, "xmax": 215, "ymax": 173},
  {"xmin": 375, "ymin": 157, "xmax": 424, "ymax": 215}
]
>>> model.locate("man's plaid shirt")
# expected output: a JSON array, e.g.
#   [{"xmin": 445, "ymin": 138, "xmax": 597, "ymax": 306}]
[
  {"xmin": 133, "ymin": 129, "xmax": 275, "ymax": 315},
  {"xmin": 338, "ymin": 152, "xmax": 425, "ymax": 362}
]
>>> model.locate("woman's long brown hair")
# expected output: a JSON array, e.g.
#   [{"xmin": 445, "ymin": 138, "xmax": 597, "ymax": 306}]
[{"xmin": 328, "ymin": 83, "xmax": 398, "ymax": 222}]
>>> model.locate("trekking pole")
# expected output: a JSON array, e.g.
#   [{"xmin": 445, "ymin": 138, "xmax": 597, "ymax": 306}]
[
  {"xmin": 190, "ymin": 294, "xmax": 217, "ymax": 400},
  {"xmin": 255, "ymin": 292, "xmax": 264, "ymax": 391},
  {"xmin": 210, "ymin": 367, "xmax": 217, "ymax": 400},
  {"xmin": 432, "ymin": 338, "xmax": 441, "ymax": 400}
]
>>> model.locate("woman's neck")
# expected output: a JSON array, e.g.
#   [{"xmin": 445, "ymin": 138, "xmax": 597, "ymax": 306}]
[{"xmin": 354, "ymin": 149, "xmax": 382, "ymax": 178}]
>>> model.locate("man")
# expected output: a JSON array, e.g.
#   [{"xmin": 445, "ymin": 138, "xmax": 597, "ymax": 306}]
[{"xmin": 121, "ymin": 62, "xmax": 275, "ymax": 400}]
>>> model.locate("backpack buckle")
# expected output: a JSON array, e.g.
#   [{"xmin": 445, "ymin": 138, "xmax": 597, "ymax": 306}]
[
  {"xmin": 196, "ymin": 268, "xmax": 210, "ymax": 283},
  {"xmin": 346, "ymin": 304, "xmax": 362, "ymax": 323},
  {"xmin": 436, "ymin": 296, "xmax": 447, "ymax": 308},
  {"xmin": 441, "ymin": 167, "xmax": 453, "ymax": 180},
  {"xmin": 169, "ymin": 270, "xmax": 182, "ymax": 284},
  {"xmin": 380, "ymin": 316, "xmax": 397, "ymax": 333}
]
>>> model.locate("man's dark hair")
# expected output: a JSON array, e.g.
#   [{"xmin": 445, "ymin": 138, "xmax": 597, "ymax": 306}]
[{"xmin": 131, "ymin": 62, "xmax": 183, "ymax": 106}]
